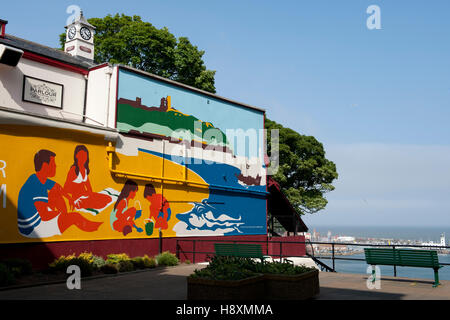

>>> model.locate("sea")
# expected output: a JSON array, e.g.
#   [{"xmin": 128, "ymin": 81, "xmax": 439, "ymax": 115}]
[
  {"xmin": 308, "ymin": 225, "xmax": 450, "ymax": 281},
  {"xmin": 309, "ymin": 225, "xmax": 450, "ymax": 243}
]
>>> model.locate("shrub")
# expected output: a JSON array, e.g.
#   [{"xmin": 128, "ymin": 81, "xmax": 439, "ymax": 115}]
[
  {"xmin": 142, "ymin": 255, "xmax": 156, "ymax": 268},
  {"xmin": 105, "ymin": 253, "xmax": 135, "ymax": 272},
  {"xmin": 77, "ymin": 252, "xmax": 106, "ymax": 270},
  {"xmin": 106, "ymin": 253, "xmax": 131, "ymax": 265},
  {"xmin": 48, "ymin": 254, "xmax": 77, "ymax": 273},
  {"xmin": 91, "ymin": 255, "xmax": 107, "ymax": 270},
  {"xmin": 131, "ymin": 255, "xmax": 156, "ymax": 269},
  {"xmin": 0, "ymin": 263, "xmax": 15, "ymax": 286},
  {"xmin": 131, "ymin": 257, "xmax": 146, "ymax": 269},
  {"xmin": 190, "ymin": 256, "xmax": 316, "ymax": 281},
  {"xmin": 190, "ymin": 256, "xmax": 257, "ymax": 281},
  {"xmin": 1, "ymin": 258, "xmax": 32, "ymax": 277},
  {"xmin": 254, "ymin": 262, "xmax": 315, "ymax": 275},
  {"xmin": 77, "ymin": 252, "xmax": 95, "ymax": 264},
  {"xmin": 100, "ymin": 263, "xmax": 118, "ymax": 274},
  {"xmin": 155, "ymin": 251, "xmax": 179, "ymax": 266},
  {"xmin": 65, "ymin": 257, "xmax": 94, "ymax": 277},
  {"xmin": 117, "ymin": 260, "xmax": 134, "ymax": 272},
  {"xmin": 48, "ymin": 252, "xmax": 101, "ymax": 277}
]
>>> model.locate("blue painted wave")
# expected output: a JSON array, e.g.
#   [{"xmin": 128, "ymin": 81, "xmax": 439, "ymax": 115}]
[{"xmin": 138, "ymin": 148, "xmax": 267, "ymax": 236}]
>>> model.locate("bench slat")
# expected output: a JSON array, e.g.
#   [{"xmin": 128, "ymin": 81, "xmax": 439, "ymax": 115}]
[
  {"xmin": 364, "ymin": 248, "xmax": 441, "ymax": 268},
  {"xmin": 364, "ymin": 248, "xmax": 442, "ymax": 287},
  {"xmin": 214, "ymin": 243, "xmax": 266, "ymax": 260}
]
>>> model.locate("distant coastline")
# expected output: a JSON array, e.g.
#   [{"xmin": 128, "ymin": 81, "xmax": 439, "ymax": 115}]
[{"xmin": 307, "ymin": 225, "xmax": 450, "ymax": 243}]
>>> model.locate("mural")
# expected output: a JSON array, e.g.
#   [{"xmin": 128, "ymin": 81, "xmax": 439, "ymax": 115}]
[
  {"xmin": 0, "ymin": 124, "xmax": 205, "ymax": 243},
  {"xmin": 0, "ymin": 68, "xmax": 267, "ymax": 244},
  {"xmin": 63, "ymin": 145, "xmax": 114, "ymax": 214},
  {"xmin": 116, "ymin": 67, "xmax": 268, "ymax": 237},
  {"xmin": 17, "ymin": 148, "xmax": 103, "ymax": 238},
  {"xmin": 144, "ymin": 183, "xmax": 172, "ymax": 231},
  {"xmin": 137, "ymin": 147, "xmax": 266, "ymax": 237},
  {"xmin": 117, "ymin": 96, "xmax": 230, "ymax": 150},
  {"xmin": 110, "ymin": 179, "xmax": 142, "ymax": 236},
  {"xmin": 0, "ymin": 125, "xmax": 266, "ymax": 243}
]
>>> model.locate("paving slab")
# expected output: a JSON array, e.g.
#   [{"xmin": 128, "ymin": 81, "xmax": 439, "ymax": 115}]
[
  {"xmin": 0, "ymin": 264, "xmax": 205, "ymax": 300},
  {"xmin": 0, "ymin": 264, "xmax": 448, "ymax": 300},
  {"xmin": 316, "ymin": 272, "xmax": 450, "ymax": 300}
]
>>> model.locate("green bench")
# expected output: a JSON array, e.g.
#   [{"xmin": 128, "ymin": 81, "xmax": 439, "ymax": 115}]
[
  {"xmin": 214, "ymin": 243, "xmax": 270, "ymax": 262},
  {"xmin": 364, "ymin": 248, "xmax": 443, "ymax": 287}
]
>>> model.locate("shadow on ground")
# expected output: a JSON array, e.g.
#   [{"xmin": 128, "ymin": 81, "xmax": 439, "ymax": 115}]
[
  {"xmin": 316, "ymin": 287, "xmax": 405, "ymax": 300},
  {"xmin": 0, "ymin": 264, "xmax": 202, "ymax": 300}
]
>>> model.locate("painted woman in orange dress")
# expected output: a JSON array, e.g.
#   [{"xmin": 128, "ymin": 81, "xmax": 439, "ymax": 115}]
[{"xmin": 63, "ymin": 145, "xmax": 111, "ymax": 210}]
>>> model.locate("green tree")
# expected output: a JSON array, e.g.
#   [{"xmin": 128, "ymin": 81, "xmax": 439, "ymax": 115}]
[
  {"xmin": 60, "ymin": 14, "xmax": 216, "ymax": 93},
  {"xmin": 266, "ymin": 118, "xmax": 338, "ymax": 215}
]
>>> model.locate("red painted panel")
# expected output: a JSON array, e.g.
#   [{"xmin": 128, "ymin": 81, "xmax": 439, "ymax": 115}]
[
  {"xmin": 268, "ymin": 236, "xmax": 306, "ymax": 257},
  {"xmin": 0, "ymin": 235, "xmax": 306, "ymax": 270}
]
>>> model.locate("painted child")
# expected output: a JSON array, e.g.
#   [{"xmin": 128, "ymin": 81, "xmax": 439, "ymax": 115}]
[
  {"xmin": 144, "ymin": 183, "xmax": 171, "ymax": 230},
  {"xmin": 110, "ymin": 180, "xmax": 143, "ymax": 236}
]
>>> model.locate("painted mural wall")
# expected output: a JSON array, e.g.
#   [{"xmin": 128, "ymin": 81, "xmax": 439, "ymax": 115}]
[
  {"xmin": 0, "ymin": 67, "xmax": 267, "ymax": 244},
  {"xmin": 115, "ymin": 67, "xmax": 268, "ymax": 238}
]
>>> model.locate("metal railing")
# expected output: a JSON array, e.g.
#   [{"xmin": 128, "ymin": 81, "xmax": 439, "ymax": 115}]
[
  {"xmin": 175, "ymin": 238, "xmax": 450, "ymax": 276},
  {"xmin": 306, "ymin": 241, "xmax": 450, "ymax": 276}
]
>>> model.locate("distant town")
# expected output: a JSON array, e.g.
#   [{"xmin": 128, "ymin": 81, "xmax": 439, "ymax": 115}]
[{"xmin": 300, "ymin": 230, "xmax": 449, "ymax": 256}]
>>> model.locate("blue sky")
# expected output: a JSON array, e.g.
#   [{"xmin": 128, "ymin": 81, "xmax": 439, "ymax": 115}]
[{"xmin": 3, "ymin": 1, "xmax": 450, "ymax": 227}]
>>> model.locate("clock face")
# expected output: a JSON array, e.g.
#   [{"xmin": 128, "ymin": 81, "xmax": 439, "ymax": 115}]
[
  {"xmin": 68, "ymin": 26, "xmax": 76, "ymax": 40},
  {"xmin": 80, "ymin": 27, "xmax": 92, "ymax": 41}
]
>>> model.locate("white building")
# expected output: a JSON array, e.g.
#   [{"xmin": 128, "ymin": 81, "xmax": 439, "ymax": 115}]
[
  {"xmin": 421, "ymin": 233, "xmax": 446, "ymax": 248},
  {"xmin": 336, "ymin": 236, "xmax": 356, "ymax": 243},
  {"xmin": 0, "ymin": 12, "xmax": 117, "ymax": 129}
]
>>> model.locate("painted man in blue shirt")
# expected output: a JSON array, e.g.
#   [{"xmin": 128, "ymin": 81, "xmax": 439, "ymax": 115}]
[{"xmin": 17, "ymin": 149, "xmax": 103, "ymax": 238}]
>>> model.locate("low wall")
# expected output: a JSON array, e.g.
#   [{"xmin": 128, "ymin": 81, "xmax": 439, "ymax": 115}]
[
  {"xmin": 268, "ymin": 235, "xmax": 307, "ymax": 258},
  {"xmin": 0, "ymin": 235, "xmax": 306, "ymax": 270},
  {"xmin": 175, "ymin": 235, "xmax": 306, "ymax": 263}
]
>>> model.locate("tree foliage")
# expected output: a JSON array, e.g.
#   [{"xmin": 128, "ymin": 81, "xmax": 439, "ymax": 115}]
[
  {"xmin": 60, "ymin": 14, "xmax": 216, "ymax": 93},
  {"xmin": 266, "ymin": 118, "xmax": 338, "ymax": 215},
  {"xmin": 59, "ymin": 14, "xmax": 337, "ymax": 216}
]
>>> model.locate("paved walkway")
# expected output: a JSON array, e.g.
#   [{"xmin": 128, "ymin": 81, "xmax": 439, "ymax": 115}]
[
  {"xmin": 0, "ymin": 264, "xmax": 448, "ymax": 300},
  {"xmin": 0, "ymin": 264, "xmax": 203, "ymax": 300},
  {"xmin": 317, "ymin": 272, "xmax": 450, "ymax": 300}
]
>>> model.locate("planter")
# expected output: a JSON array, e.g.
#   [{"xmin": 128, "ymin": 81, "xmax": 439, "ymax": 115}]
[
  {"xmin": 187, "ymin": 274, "xmax": 265, "ymax": 300},
  {"xmin": 263, "ymin": 269, "xmax": 319, "ymax": 300}
]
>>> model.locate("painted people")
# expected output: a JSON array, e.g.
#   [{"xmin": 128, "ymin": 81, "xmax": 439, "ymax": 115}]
[
  {"xmin": 17, "ymin": 149, "xmax": 103, "ymax": 238},
  {"xmin": 63, "ymin": 145, "xmax": 111, "ymax": 210},
  {"xmin": 110, "ymin": 180, "xmax": 143, "ymax": 236},
  {"xmin": 144, "ymin": 183, "xmax": 171, "ymax": 230}
]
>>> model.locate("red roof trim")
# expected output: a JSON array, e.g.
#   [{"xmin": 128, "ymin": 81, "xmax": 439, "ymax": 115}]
[
  {"xmin": 22, "ymin": 51, "xmax": 89, "ymax": 76},
  {"xmin": 89, "ymin": 62, "xmax": 109, "ymax": 72}
]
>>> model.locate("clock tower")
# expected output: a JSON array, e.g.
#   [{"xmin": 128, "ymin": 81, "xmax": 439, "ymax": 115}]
[{"xmin": 64, "ymin": 10, "xmax": 95, "ymax": 61}]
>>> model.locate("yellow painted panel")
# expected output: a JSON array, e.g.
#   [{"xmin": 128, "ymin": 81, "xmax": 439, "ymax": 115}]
[{"xmin": 0, "ymin": 125, "xmax": 207, "ymax": 243}]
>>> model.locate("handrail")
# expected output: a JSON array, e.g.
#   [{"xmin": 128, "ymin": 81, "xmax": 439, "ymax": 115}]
[
  {"xmin": 106, "ymin": 142, "xmax": 209, "ymax": 188},
  {"xmin": 106, "ymin": 142, "xmax": 269, "ymax": 196},
  {"xmin": 175, "ymin": 238, "xmax": 450, "ymax": 273}
]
